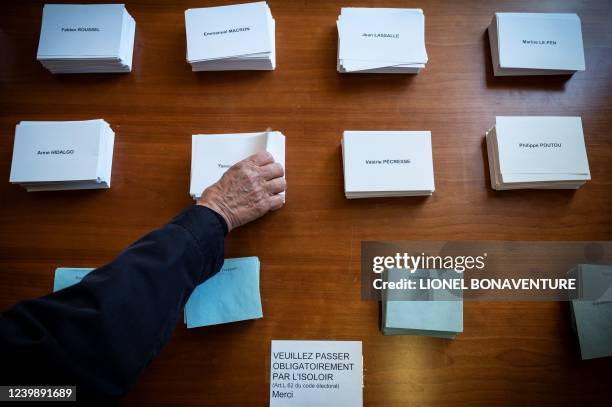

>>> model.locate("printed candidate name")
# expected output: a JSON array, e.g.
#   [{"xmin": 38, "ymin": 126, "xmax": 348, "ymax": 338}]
[
  {"xmin": 522, "ymin": 39, "xmax": 557, "ymax": 45},
  {"xmin": 61, "ymin": 27, "xmax": 101, "ymax": 32},
  {"xmin": 204, "ymin": 27, "xmax": 250, "ymax": 36},
  {"xmin": 362, "ymin": 32, "xmax": 399, "ymax": 39},
  {"xmin": 37, "ymin": 150, "xmax": 75, "ymax": 155},
  {"xmin": 365, "ymin": 159, "xmax": 411, "ymax": 165},
  {"xmin": 518, "ymin": 142, "xmax": 562, "ymax": 148}
]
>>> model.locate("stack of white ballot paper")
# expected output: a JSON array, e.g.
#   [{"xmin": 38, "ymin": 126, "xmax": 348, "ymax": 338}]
[
  {"xmin": 9, "ymin": 120, "xmax": 115, "ymax": 191},
  {"xmin": 342, "ymin": 131, "xmax": 435, "ymax": 198},
  {"xmin": 190, "ymin": 131, "xmax": 285, "ymax": 200},
  {"xmin": 37, "ymin": 4, "xmax": 136, "ymax": 74},
  {"xmin": 337, "ymin": 7, "xmax": 428, "ymax": 73},
  {"xmin": 488, "ymin": 13, "xmax": 585, "ymax": 76},
  {"xmin": 486, "ymin": 116, "xmax": 591, "ymax": 190},
  {"xmin": 185, "ymin": 2, "xmax": 275, "ymax": 71}
]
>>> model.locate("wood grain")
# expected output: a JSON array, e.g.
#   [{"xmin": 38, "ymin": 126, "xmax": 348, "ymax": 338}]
[{"xmin": 1, "ymin": 0, "xmax": 611, "ymax": 405}]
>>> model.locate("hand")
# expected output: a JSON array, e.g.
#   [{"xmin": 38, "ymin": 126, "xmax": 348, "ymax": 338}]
[{"xmin": 197, "ymin": 151, "xmax": 286, "ymax": 231}]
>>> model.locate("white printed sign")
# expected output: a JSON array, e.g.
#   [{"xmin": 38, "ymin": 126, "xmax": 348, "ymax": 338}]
[{"xmin": 269, "ymin": 340, "xmax": 363, "ymax": 407}]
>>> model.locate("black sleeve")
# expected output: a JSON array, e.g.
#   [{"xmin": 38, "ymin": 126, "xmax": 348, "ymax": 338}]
[{"xmin": 0, "ymin": 205, "xmax": 227, "ymax": 401}]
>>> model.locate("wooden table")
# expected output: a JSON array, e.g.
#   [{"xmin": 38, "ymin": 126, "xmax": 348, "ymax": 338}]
[{"xmin": 1, "ymin": 0, "xmax": 611, "ymax": 405}]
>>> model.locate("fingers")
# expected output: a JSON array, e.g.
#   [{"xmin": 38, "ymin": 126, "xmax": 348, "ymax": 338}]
[
  {"xmin": 266, "ymin": 177, "xmax": 287, "ymax": 194},
  {"xmin": 260, "ymin": 162, "xmax": 284, "ymax": 180},
  {"xmin": 247, "ymin": 151, "xmax": 274, "ymax": 166},
  {"xmin": 268, "ymin": 195, "xmax": 285, "ymax": 211},
  {"xmin": 200, "ymin": 150, "xmax": 285, "ymax": 232}
]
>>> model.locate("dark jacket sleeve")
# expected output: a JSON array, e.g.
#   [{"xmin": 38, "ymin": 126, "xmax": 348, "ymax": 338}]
[{"xmin": 0, "ymin": 205, "xmax": 227, "ymax": 401}]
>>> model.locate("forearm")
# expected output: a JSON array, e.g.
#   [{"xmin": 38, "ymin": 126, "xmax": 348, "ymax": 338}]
[{"xmin": 0, "ymin": 205, "xmax": 226, "ymax": 399}]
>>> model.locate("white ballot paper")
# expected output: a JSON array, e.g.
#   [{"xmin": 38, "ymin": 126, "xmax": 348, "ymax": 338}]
[
  {"xmin": 342, "ymin": 131, "xmax": 435, "ymax": 198},
  {"xmin": 190, "ymin": 131, "xmax": 285, "ymax": 200},
  {"xmin": 486, "ymin": 116, "xmax": 591, "ymax": 190},
  {"xmin": 270, "ymin": 340, "xmax": 363, "ymax": 407},
  {"xmin": 37, "ymin": 4, "xmax": 136, "ymax": 73},
  {"xmin": 9, "ymin": 119, "xmax": 115, "ymax": 191},
  {"xmin": 337, "ymin": 8, "xmax": 427, "ymax": 73},
  {"xmin": 185, "ymin": 1, "xmax": 275, "ymax": 71},
  {"xmin": 488, "ymin": 13, "xmax": 585, "ymax": 76}
]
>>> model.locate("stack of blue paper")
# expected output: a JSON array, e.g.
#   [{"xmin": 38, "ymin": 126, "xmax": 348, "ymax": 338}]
[
  {"xmin": 184, "ymin": 257, "xmax": 263, "ymax": 328},
  {"xmin": 569, "ymin": 264, "xmax": 612, "ymax": 360},
  {"xmin": 52, "ymin": 256, "xmax": 263, "ymax": 328},
  {"xmin": 382, "ymin": 269, "xmax": 463, "ymax": 339},
  {"xmin": 53, "ymin": 267, "xmax": 94, "ymax": 291}
]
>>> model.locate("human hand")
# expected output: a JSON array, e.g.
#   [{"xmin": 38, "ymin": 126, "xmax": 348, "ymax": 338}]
[{"xmin": 197, "ymin": 151, "xmax": 286, "ymax": 231}]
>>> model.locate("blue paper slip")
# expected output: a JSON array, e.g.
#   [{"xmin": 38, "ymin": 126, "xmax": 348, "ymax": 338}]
[
  {"xmin": 382, "ymin": 269, "xmax": 463, "ymax": 338},
  {"xmin": 184, "ymin": 256, "xmax": 263, "ymax": 328},
  {"xmin": 53, "ymin": 256, "xmax": 263, "ymax": 328},
  {"xmin": 570, "ymin": 264, "xmax": 612, "ymax": 360},
  {"xmin": 53, "ymin": 267, "xmax": 94, "ymax": 292}
]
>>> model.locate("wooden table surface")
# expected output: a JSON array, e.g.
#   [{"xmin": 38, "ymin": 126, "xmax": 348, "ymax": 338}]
[{"xmin": 1, "ymin": 0, "xmax": 611, "ymax": 405}]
